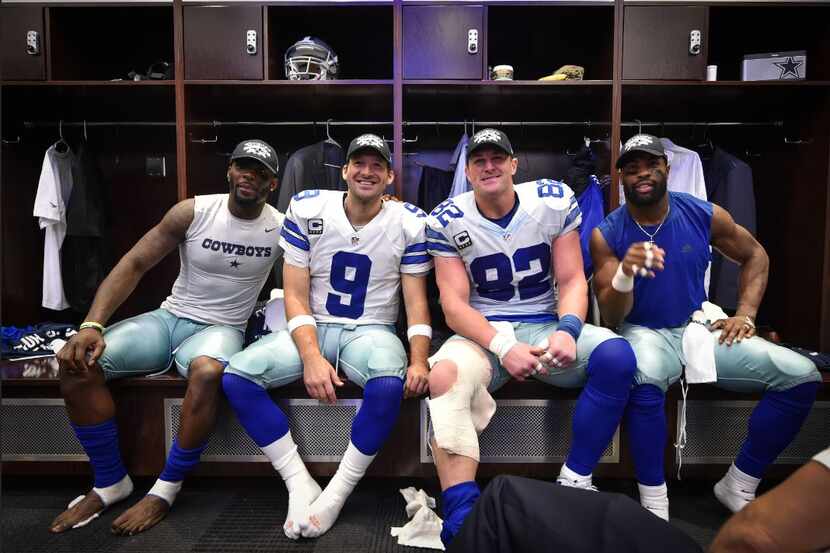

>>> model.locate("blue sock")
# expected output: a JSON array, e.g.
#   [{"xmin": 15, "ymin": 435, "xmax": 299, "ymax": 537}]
[
  {"xmin": 440, "ymin": 481, "xmax": 480, "ymax": 546},
  {"xmin": 71, "ymin": 419, "xmax": 128, "ymax": 488},
  {"xmin": 624, "ymin": 384, "xmax": 667, "ymax": 486},
  {"xmin": 736, "ymin": 381, "xmax": 819, "ymax": 478},
  {"xmin": 351, "ymin": 376, "xmax": 403, "ymax": 455},
  {"xmin": 159, "ymin": 439, "xmax": 207, "ymax": 483},
  {"xmin": 566, "ymin": 338, "xmax": 637, "ymax": 475},
  {"xmin": 222, "ymin": 373, "xmax": 289, "ymax": 447}
]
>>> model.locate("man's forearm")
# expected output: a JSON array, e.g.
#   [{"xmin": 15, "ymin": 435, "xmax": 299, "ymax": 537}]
[
  {"xmin": 596, "ymin": 286, "xmax": 633, "ymax": 329},
  {"xmin": 443, "ymin": 298, "xmax": 498, "ymax": 349},
  {"xmin": 735, "ymin": 248, "xmax": 768, "ymax": 319},
  {"xmin": 557, "ymin": 277, "xmax": 588, "ymax": 320},
  {"xmin": 84, "ymin": 257, "xmax": 146, "ymax": 325}
]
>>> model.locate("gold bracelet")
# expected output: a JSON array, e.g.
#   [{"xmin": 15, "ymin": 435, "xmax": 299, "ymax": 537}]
[
  {"xmin": 79, "ymin": 321, "xmax": 105, "ymax": 333},
  {"xmin": 743, "ymin": 316, "xmax": 756, "ymax": 329}
]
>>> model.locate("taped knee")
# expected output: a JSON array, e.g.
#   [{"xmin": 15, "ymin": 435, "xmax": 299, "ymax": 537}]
[{"xmin": 427, "ymin": 341, "xmax": 495, "ymax": 461}]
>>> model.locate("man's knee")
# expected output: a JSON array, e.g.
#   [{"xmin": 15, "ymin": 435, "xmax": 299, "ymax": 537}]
[
  {"xmin": 59, "ymin": 364, "xmax": 104, "ymax": 400},
  {"xmin": 429, "ymin": 361, "xmax": 459, "ymax": 398},
  {"xmin": 588, "ymin": 338, "xmax": 638, "ymax": 388},
  {"xmin": 187, "ymin": 356, "xmax": 224, "ymax": 393}
]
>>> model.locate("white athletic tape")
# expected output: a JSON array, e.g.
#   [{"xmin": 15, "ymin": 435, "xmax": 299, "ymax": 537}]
[
  {"xmin": 611, "ymin": 262, "xmax": 634, "ymax": 293},
  {"xmin": 67, "ymin": 495, "xmax": 101, "ymax": 529},
  {"xmin": 287, "ymin": 315, "xmax": 317, "ymax": 333},
  {"xmin": 68, "ymin": 474, "xmax": 134, "ymax": 529},
  {"xmin": 645, "ymin": 249, "xmax": 654, "ymax": 268},
  {"xmin": 407, "ymin": 324, "xmax": 432, "ymax": 341},
  {"xmin": 488, "ymin": 333, "xmax": 518, "ymax": 364},
  {"xmin": 427, "ymin": 340, "xmax": 496, "ymax": 461},
  {"xmin": 147, "ymin": 478, "xmax": 183, "ymax": 506},
  {"xmin": 638, "ymin": 267, "xmax": 649, "ymax": 277}
]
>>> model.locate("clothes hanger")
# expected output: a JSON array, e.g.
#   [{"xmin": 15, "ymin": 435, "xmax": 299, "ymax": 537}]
[
  {"xmin": 324, "ymin": 119, "xmax": 341, "ymax": 149},
  {"xmin": 55, "ymin": 119, "xmax": 69, "ymax": 153}
]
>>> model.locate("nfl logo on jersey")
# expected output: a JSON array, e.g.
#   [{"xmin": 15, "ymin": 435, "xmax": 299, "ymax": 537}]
[
  {"xmin": 454, "ymin": 231, "xmax": 473, "ymax": 250},
  {"xmin": 308, "ymin": 218, "xmax": 324, "ymax": 235}
]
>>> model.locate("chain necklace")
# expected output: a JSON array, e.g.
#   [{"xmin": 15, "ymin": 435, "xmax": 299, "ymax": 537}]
[{"xmin": 633, "ymin": 203, "xmax": 670, "ymax": 243}]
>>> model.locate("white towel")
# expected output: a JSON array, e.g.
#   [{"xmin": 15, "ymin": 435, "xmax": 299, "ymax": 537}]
[
  {"xmin": 390, "ymin": 487, "xmax": 445, "ymax": 550},
  {"xmin": 681, "ymin": 310, "xmax": 717, "ymax": 384}
]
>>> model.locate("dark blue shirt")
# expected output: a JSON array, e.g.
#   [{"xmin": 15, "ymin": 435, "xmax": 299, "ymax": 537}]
[{"xmin": 598, "ymin": 192, "xmax": 712, "ymax": 328}]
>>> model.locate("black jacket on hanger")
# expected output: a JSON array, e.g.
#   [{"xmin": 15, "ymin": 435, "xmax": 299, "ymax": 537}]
[
  {"xmin": 275, "ymin": 140, "xmax": 346, "ymax": 213},
  {"xmin": 700, "ymin": 147, "xmax": 756, "ymax": 310}
]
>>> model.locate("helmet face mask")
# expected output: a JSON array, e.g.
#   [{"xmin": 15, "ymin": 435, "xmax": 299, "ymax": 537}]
[{"xmin": 285, "ymin": 36, "xmax": 339, "ymax": 80}]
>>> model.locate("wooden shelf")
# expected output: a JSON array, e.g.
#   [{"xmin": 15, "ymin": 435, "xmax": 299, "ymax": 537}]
[
  {"xmin": 185, "ymin": 79, "xmax": 393, "ymax": 86},
  {"xmin": 1, "ymin": 80, "xmax": 174, "ymax": 86},
  {"xmin": 404, "ymin": 79, "xmax": 611, "ymax": 86},
  {"xmin": 622, "ymin": 80, "xmax": 830, "ymax": 87}
]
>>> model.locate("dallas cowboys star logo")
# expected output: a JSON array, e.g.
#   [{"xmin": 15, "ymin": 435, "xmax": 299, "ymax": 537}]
[
  {"xmin": 625, "ymin": 134, "xmax": 653, "ymax": 150},
  {"xmin": 355, "ymin": 134, "xmax": 385, "ymax": 149},
  {"xmin": 243, "ymin": 141, "xmax": 272, "ymax": 158},
  {"xmin": 230, "ymin": 259, "xmax": 241, "ymax": 269},
  {"xmin": 473, "ymin": 129, "xmax": 502, "ymax": 144},
  {"xmin": 774, "ymin": 57, "xmax": 803, "ymax": 79}
]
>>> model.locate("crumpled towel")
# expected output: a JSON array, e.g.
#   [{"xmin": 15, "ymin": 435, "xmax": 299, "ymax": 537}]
[{"xmin": 390, "ymin": 487, "xmax": 445, "ymax": 550}]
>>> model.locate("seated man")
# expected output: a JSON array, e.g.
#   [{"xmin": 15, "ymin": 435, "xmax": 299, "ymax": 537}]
[
  {"xmin": 222, "ymin": 134, "xmax": 432, "ymax": 540},
  {"xmin": 591, "ymin": 134, "xmax": 821, "ymax": 521},
  {"xmin": 52, "ymin": 140, "xmax": 284, "ymax": 535},
  {"xmin": 426, "ymin": 128, "xmax": 638, "ymax": 546}
]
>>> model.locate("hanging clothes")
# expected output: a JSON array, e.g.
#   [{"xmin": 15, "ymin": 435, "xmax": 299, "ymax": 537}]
[
  {"xmin": 418, "ymin": 166, "xmax": 455, "ymax": 215},
  {"xmin": 700, "ymin": 146, "xmax": 757, "ymax": 310},
  {"xmin": 62, "ymin": 140, "xmax": 113, "ymax": 314},
  {"xmin": 449, "ymin": 133, "xmax": 470, "ymax": 198},
  {"xmin": 618, "ymin": 138, "xmax": 707, "ymax": 204},
  {"xmin": 275, "ymin": 140, "xmax": 345, "ymax": 213},
  {"xmin": 576, "ymin": 175, "xmax": 606, "ymax": 278},
  {"xmin": 33, "ymin": 143, "xmax": 75, "ymax": 311}
]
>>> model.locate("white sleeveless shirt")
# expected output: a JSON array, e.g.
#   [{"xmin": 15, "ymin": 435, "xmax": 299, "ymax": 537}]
[{"xmin": 161, "ymin": 194, "xmax": 284, "ymax": 330}]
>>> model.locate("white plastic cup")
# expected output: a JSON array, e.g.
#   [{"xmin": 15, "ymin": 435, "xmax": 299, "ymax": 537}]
[{"xmin": 706, "ymin": 65, "xmax": 718, "ymax": 81}]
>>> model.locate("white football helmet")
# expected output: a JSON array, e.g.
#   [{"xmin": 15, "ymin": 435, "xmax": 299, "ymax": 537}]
[{"xmin": 284, "ymin": 36, "xmax": 339, "ymax": 80}]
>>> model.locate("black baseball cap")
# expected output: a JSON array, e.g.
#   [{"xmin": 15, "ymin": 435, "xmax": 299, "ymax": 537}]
[
  {"xmin": 616, "ymin": 134, "xmax": 666, "ymax": 169},
  {"xmin": 230, "ymin": 139, "xmax": 279, "ymax": 175},
  {"xmin": 467, "ymin": 128, "xmax": 514, "ymax": 158},
  {"xmin": 346, "ymin": 133, "xmax": 392, "ymax": 165}
]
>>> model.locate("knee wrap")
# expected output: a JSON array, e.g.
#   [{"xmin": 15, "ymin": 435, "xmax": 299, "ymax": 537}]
[{"xmin": 426, "ymin": 340, "xmax": 495, "ymax": 462}]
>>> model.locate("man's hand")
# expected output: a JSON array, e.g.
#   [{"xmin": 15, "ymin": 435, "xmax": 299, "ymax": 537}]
[
  {"xmin": 712, "ymin": 316, "xmax": 756, "ymax": 346},
  {"xmin": 542, "ymin": 331, "xmax": 577, "ymax": 371},
  {"xmin": 303, "ymin": 354, "xmax": 344, "ymax": 404},
  {"xmin": 622, "ymin": 241, "xmax": 666, "ymax": 279},
  {"xmin": 57, "ymin": 328, "xmax": 106, "ymax": 375},
  {"xmin": 404, "ymin": 361, "xmax": 430, "ymax": 398},
  {"xmin": 502, "ymin": 343, "xmax": 545, "ymax": 381}
]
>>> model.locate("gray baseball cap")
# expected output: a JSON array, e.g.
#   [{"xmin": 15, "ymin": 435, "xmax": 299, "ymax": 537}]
[
  {"xmin": 230, "ymin": 139, "xmax": 279, "ymax": 174},
  {"xmin": 616, "ymin": 134, "xmax": 666, "ymax": 168}
]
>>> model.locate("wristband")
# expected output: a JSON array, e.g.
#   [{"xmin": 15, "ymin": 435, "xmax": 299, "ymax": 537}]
[
  {"xmin": 407, "ymin": 324, "xmax": 432, "ymax": 340},
  {"xmin": 287, "ymin": 315, "xmax": 317, "ymax": 333},
  {"xmin": 556, "ymin": 314, "xmax": 583, "ymax": 341},
  {"xmin": 611, "ymin": 262, "xmax": 634, "ymax": 293},
  {"xmin": 488, "ymin": 333, "xmax": 518, "ymax": 363},
  {"xmin": 79, "ymin": 321, "xmax": 105, "ymax": 334}
]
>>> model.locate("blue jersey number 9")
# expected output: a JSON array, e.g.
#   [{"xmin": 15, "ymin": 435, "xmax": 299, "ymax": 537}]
[
  {"xmin": 469, "ymin": 243, "xmax": 551, "ymax": 302},
  {"xmin": 326, "ymin": 252, "xmax": 372, "ymax": 319}
]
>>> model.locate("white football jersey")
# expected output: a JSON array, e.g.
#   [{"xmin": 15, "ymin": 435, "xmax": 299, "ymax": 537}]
[
  {"xmin": 426, "ymin": 179, "xmax": 581, "ymax": 322},
  {"xmin": 280, "ymin": 190, "xmax": 432, "ymax": 325}
]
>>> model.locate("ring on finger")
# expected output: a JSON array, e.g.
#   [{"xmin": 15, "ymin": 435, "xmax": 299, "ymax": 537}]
[
  {"xmin": 644, "ymin": 249, "xmax": 654, "ymax": 268},
  {"xmin": 638, "ymin": 267, "xmax": 649, "ymax": 277},
  {"xmin": 643, "ymin": 241, "xmax": 653, "ymax": 251},
  {"xmin": 632, "ymin": 263, "xmax": 640, "ymax": 276}
]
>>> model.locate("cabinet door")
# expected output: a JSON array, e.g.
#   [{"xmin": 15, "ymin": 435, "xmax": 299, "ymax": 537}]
[
  {"xmin": 184, "ymin": 6, "xmax": 263, "ymax": 80},
  {"xmin": 623, "ymin": 6, "xmax": 708, "ymax": 80},
  {"xmin": 0, "ymin": 7, "xmax": 45, "ymax": 81},
  {"xmin": 403, "ymin": 5, "xmax": 484, "ymax": 80}
]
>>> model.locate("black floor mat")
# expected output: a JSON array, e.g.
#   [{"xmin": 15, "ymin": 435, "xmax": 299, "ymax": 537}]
[{"xmin": 1, "ymin": 476, "xmax": 733, "ymax": 553}]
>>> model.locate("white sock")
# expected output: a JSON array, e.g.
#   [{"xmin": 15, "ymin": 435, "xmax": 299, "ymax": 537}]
[
  {"xmin": 262, "ymin": 433, "xmax": 321, "ymax": 540},
  {"xmin": 301, "ymin": 441, "xmax": 375, "ymax": 538},
  {"xmin": 638, "ymin": 483, "xmax": 669, "ymax": 521},
  {"xmin": 557, "ymin": 464, "xmax": 593, "ymax": 488},
  {"xmin": 714, "ymin": 463, "xmax": 760, "ymax": 513},
  {"xmin": 147, "ymin": 478, "xmax": 183, "ymax": 506}
]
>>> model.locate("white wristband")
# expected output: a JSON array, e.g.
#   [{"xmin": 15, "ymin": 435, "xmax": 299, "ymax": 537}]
[
  {"xmin": 287, "ymin": 315, "xmax": 317, "ymax": 333},
  {"xmin": 611, "ymin": 262, "xmax": 634, "ymax": 293},
  {"xmin": 407, "ymin": 324, "xmax": 432, "ymax": 340},
  {"xmin": 488, "ymin": 333, "xmax": 518, "ymax": 363}
]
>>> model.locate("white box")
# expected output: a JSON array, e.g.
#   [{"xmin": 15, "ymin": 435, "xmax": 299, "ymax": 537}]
[{"xmin": 741, "ymin": 51, "xmax": 806, "ymax": 81}]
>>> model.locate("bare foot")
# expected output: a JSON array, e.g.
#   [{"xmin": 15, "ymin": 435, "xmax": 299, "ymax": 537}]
[
  {"xmin": 111, "ymin": 495, "xmax": 170, "ymax": 536},
  {"xmin": 49, "ymin": 492, "xmax": 105, "ymax": 533}
]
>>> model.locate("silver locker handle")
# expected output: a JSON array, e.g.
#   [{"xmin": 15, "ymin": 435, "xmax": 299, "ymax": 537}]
[
  {"xmin": 467, "ymin": 29, "xmax": 479, "ymax": 55},
  {"xmin": 246, "ymin": 30, "xmax": 257, "ymax": 55},
  {"xmin": 26, "ymin": 30, "xmax": 40, "ymax": 56}
]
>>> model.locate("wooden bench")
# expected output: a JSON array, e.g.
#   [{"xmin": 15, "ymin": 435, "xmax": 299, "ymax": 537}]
[{"xmin": 2, "ymin": 357, "xmax": 828, "ymax": 480}]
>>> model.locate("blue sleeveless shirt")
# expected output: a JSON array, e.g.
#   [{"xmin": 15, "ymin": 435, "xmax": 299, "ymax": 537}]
[{"xmin": 597, "ymin": 192, "xmax": 712, "ymax": 328}]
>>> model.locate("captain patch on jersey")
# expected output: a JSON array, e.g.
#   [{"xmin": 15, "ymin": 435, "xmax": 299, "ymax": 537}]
[
  {"xmin": 426, "ymin": 179, "xmax": 581, "ymax": 322},
  {"xmin": 280, "ymin": 190, "xmax": 432, "ymax": 325}
]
